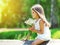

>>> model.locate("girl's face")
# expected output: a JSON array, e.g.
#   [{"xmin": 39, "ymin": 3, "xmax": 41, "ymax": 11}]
[{"xmin": 32, "ymin": 10, "xmax": 40, "ymax": 19}]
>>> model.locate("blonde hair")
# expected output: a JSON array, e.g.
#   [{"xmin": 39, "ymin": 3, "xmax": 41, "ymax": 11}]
[{"xmin": 31, "ymin": 4, "xmax": 51, "ymax": 27}]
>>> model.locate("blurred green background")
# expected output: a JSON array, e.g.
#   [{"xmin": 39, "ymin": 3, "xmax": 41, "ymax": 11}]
[
  {"xmin": 0, "ymin": 28, "xmax": 60, "ymax": 40},
  {"xmin": 0, "ymin": 0, "xmax": 60, "ymax": 28},
  {"xmin": 0, "ymin": 0, "xmax": 60, "ymax": 39}
]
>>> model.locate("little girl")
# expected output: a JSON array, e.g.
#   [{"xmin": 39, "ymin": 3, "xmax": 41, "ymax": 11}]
[{"xmin": 29, "ymin": 4, "xmax": 51, "ymax": 45}]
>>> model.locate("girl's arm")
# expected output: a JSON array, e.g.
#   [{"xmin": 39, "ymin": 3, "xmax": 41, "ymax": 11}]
[{"xmin": 29, "ymin": 20, "xmax": 44, "ymax": 34}]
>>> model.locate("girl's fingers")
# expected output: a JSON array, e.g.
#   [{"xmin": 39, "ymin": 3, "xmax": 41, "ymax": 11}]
[
  {"xmin": 29, "ymin": 28, "xmax": 32, "ymax": 31},
  {"xmin": 29, "ymin": 28, "xmax": 31, "ymax": 30}
]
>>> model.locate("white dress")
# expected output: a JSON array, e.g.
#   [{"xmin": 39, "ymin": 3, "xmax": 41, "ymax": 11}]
[{"xmin": 33, "ymin": 19, "xmax": 51, "ymax": 41}]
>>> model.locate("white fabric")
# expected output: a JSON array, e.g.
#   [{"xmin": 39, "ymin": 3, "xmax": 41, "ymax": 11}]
[{"xmin": 33, "ymin": 19, "xmax": 51, "ymax": 41}]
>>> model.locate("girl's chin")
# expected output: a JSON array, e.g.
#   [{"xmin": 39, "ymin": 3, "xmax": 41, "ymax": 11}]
[{"xmin": 33, "ymin": 17, "xmax": 35, "ymax": 19}]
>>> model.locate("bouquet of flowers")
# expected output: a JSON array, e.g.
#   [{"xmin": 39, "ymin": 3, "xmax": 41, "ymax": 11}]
[
  {"xmin": 23, "ymin": 18, "xmax": 34, "ymax": 41},
  {"xmin": 24, "ymin": 18, "xmax": 34, "ymax": 26}
]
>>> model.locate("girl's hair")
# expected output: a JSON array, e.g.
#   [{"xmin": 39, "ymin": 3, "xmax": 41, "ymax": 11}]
[
  {"xmin": 31, "ymin": 4, "xmax": 45, "ymax": 15},
  {"xmin": 31, "ymin": 4, "xmax": 51, "ymax": 27},
  {"xmin": 32, "ymin": 7, "xmax": 44, "ymax": 15}
]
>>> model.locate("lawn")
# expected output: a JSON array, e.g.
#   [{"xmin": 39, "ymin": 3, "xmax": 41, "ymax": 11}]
[{"xmin": 0, "ymin": 28, "xmax": 60, "ymax": 40}]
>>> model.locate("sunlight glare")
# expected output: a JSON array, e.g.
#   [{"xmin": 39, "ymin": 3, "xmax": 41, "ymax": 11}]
[{"xmin": 0, "ymin": 0, "xmax": 10, "ymax": 23}]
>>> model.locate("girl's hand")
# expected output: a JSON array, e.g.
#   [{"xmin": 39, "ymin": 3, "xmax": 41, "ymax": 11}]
[
  {"xmin": 29, "ymin": 25, "xmax": 35, "ymax": 31},
  {"xmin": 29, "ymin": 27, "xmax": 35, "ymax": 32},
  {"xmin": 29, "ymin": 27, "xmax": 33, "ymax": 31},
  {"xmin": 29, "ymin": 28, "xmax": 33, "ymax": 30}
]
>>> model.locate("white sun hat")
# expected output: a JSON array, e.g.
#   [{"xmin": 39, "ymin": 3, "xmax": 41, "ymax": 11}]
[{"xmin": 31, "ymin": 4, "xmax": 51, "ymax": 27}]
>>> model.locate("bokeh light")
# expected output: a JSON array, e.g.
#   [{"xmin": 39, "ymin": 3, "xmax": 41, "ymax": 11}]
[
  {"xmin": 0, "ymin": 0, "xmax": 27, "ymax": 28},
  {"xmin": 0, "ymin": 0, "xmax": 10, "ymax": 23}
]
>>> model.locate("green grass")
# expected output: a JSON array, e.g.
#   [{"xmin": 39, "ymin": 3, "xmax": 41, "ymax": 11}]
[
  {"xmin": 51, "ymin": 28, "xmax": 60, "ymax": 39},
  {"xmin": 0, "ymin": 28, "xmax": 60, "ymax": 40},
  {"xmin": 0, "ymin": 31, "xmax": 37, "ymax": 40}
]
